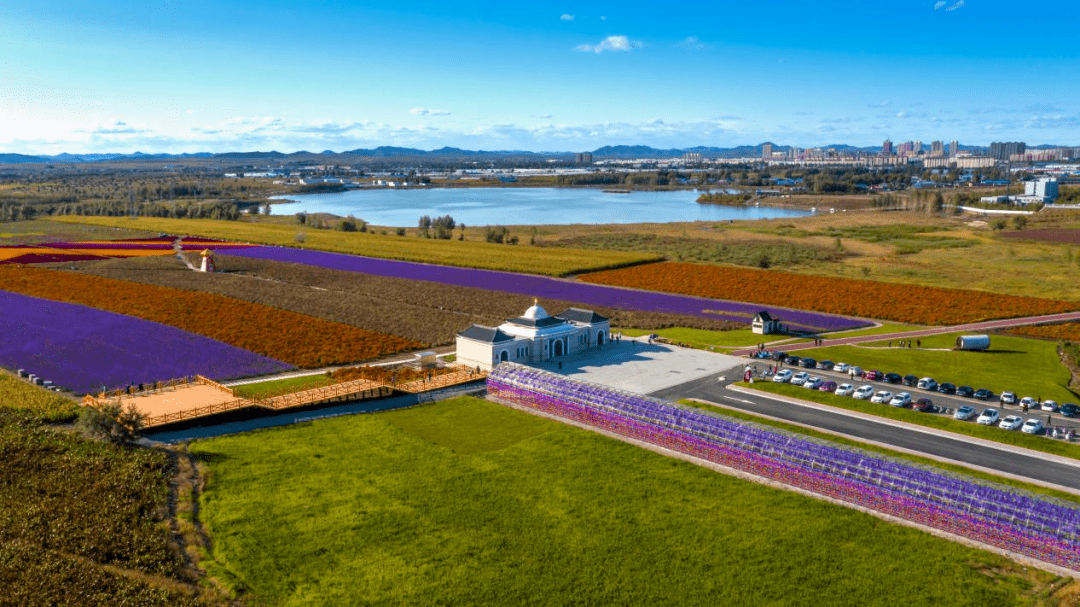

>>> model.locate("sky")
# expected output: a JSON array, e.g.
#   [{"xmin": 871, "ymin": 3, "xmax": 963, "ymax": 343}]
[{"xmin": 1, "ymin": 0, "xmax": 1078, "ymax": 154}]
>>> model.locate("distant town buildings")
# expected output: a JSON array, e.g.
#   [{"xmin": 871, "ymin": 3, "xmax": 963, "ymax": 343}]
[
  {"xmin": 949, "ymin": 140, "xmax": 960, "ymax": 157},
  {"xmin": 575, "ymin": 152, "xmax": 593, "ymax": 165},
  {"xmin": 762, "ymin": 143, "xmax": 773, "ymax": 160},
  {"xmin": 990, "ymin": 142, "xmax": 1026, "ymax": 160},
  {"xmin": 881, "ymin": 139, "xmax": 893, "ymax": 156},
  {"xmin": 683, "ymin": 152, "xmax": 702, "ymax": 163},
  {"xmin": 931, "ymin": 140, "xmax": 944, "ymax": 157}
]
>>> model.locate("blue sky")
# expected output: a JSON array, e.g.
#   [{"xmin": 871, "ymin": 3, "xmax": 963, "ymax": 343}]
[{"xmin": 1, "ymin": 0, "xmax": 1078, "ymax": 154}]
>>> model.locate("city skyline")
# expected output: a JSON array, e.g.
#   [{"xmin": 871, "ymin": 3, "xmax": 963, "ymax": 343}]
[{"xmin": 2, "ymin": 0, "xmax": 1078, "ymax": 155}]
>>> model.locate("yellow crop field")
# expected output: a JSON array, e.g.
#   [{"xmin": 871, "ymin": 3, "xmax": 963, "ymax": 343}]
[{"xmin": 48, "ymin": 217, "xmax": 660, "ymax": 276}]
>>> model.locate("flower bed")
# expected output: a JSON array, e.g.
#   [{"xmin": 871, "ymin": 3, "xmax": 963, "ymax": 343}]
[
  {"xmin": 579, "ymin": 262, "xmax": 1080, "ymax": 326},
  {"xmin": 1008, "ymin": 323, "xmax": 1080, "ymax": 343},
  {"xmin": 0, "ymin": 266, "xmax": 422, "ymax": 368},
  {"xmin": 0, "ymin": 290, "xmax": 293, "ymax": 392},
  {"xmin": 0, "ymin": 236, "xmax": 260, "ymax": 265},
  {"xmin": 488, "ymin": 363, "xmax": 1080, "ymax": 572},
  {"xmin": 223, "ymin": 247, "xmax": 867, "ymax": 332}
]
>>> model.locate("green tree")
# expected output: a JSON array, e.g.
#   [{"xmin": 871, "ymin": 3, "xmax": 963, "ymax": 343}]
[
  {"xmin": 1012, "ymin": 215, "xmax": 1029, "ymax": 230},
  {"xmin": 77, "ymin": 402, "xmax": 144, "ymax": 447}
]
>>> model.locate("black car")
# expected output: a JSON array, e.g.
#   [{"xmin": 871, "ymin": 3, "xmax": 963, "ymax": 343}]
[
  {"xmin": 973, "ymin": 389, "xmax": 994, "ymax": 401},
  {"xmin": 772, "ymin": 351, "xmax": 788, "ymax": 361},
  {"xmin": 902, "ymin": 374, "xmax": 919, "ymax": 387},
  {"xmin": 956, "ymin": 386, "xmax": 975, "ymax": 398},
  {"xmin": 1061, "ymin": 403, "xmax": 1080, "ymax": 418},
  {"xmin": 883, "ymin": 373, "xmax": 903, "ymax": 384},
  {"xmin": 817, "ymin": 360, "xmax": 835, "ymax": 371},
  {"xmin": 786, "ymin": 356, "xmax": 801, "ymax": 367},
  {"xmin": 800, "ymin": 357, "xmax": 817, "ymax": 369},
  {"xmin": 938, "ymin": 383, "xmax": 957, "ymax": 395}
]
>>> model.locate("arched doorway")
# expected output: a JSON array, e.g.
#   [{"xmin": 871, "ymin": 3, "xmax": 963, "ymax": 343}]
[
  {"xmin": 597, "ymin": 331, "xmax": 605, "ymax": 346},
  {"xmin": 500, "ymin": 350, "xmax": 509, "ymax": 362},
  {"xmin": 553, "ymin": 340, "xmax": 564, "ymax": 356}
]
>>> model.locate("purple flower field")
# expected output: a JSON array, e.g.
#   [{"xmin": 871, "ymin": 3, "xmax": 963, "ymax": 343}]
[
  {"xmin": 0, "ymin": 290, "xmax": 294, "ymax": 393},
  {"xmin": 225, "ymin": 247, "xmax": 867, "ymax": 332}
]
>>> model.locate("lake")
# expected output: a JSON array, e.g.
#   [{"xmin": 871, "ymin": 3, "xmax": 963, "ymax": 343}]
[{"xmin": 270, "ymin": 187, "xmax": 812, "ymax": 226}]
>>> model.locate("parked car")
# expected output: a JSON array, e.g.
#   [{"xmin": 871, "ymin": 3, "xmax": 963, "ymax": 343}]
[
  {"xmin": 973, "ymin": 389, "xmax": 994, "ymax": 401},
  {"xmin": 850, "ymin": 366, "xmax": 864, "ymax": 378},
  {"xmin": 1021, "ymin": 418, "xmax": 1045, "ymax": 434},
  {"xmin": 917, "ymin": 377, "xmax": 938, "ymax": 391},
  {"xmin": 786, "ymin": 356, "xmax": 802, "ymax": 367},
  {"xmin": 772, "ymin": 351, "xmax": 788, "ymax": 361},
  {"xmin": 852, "ymin": 385, "xmax": 875, "ymax": 400},
  {"xmin": 938, "ymin": 383, "xmax": 957, "ymax": 395},
  {"xmin": 803, "ymin": 377, "xmax": 825, "ymax": 390},
  {"xmin": 954, "ymin": 405, "xmax": 977, "ymax": 421},
  {"xmin": 834, "ymin": 362, "xmax": 850, "ymax": 373},
  {"xmin": 902, "ymin": 374, "xmax": 919, "ymax": 387},
  {"xmin": 1019, "ymin": 396, "xmax": 1038, "ymax": 410},
  {"xmin": 863, "ymin": 370, "xmax": 882, "ymax": 381},
  {"xmin": 790, "ymin": 371, "xmax": 809, "ymax": 386},
  {"xmin": 835, "ymin": 383, "xmax": 856, "ymax": 397},
  {"xmin": 888, "ymin": 392, "xmax": 912, "ymax": 407},
  {"xmin": 999, "ymin": 391, "xmax": 1017, "ymax": 405},
  {"xmin": 817, "ymin": 360, "xmax": 834, "ymax": 370},
  {"xmin": 956, "ymin": 386, "xmax": 975, "ymax": 398},
  {"xmin": 819, "ymin": 381, "xmax": 838, "ymax": 393},
  {"xmin": 751, "ymin": 350, "xmax": 772, "ymax": 359},
  {"xmin": 800, "ymin": 357, "xmax": 817, "ymax": 369},
  {"xmin": 772, "ymin": 369, "xmax": 793, "ymax": 383},
  {"xmin": 870, "ymin": 391, "xmax": 894, "ymax": 404},
  {"xmin": 1041, "ymin": 400, "xmax": 1059, "ymax": 412},
  {"xmin": 999, "ymin": 415, "xmax": 1024, "ymax": 430},
  {"xmin": 976, "ymin": 408, "xmax": 1001, "ymax": 425},
  {"xmin": 883, "ymin": 373, "xmax": 903, "ymax": 384},
  {"xmin": 1060, "ymin": 403, "xmax": 1080, "ymax": 418},
  {"xmin": 912, "ymin": 397, "xmax": 937, "ymax": 413}
]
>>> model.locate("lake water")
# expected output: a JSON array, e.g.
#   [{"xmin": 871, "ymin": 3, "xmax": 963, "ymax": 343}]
[{"xmin": 270, "ymin": 188, "xmax": 811, "ymax": 226}]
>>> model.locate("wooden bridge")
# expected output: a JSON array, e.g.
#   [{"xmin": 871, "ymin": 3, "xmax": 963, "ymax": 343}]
[{"xmin": 82, "ymin": 366, "xmax": 487, "ymax": 429}]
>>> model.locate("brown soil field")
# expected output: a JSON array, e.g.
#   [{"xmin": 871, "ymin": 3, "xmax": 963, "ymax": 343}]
[
  {"xmin": 998, "ymin": 228, "xmax": 1080, "ymax": 244},
  {"xmin": 63, "ymin": 254, "xmax": 739, "ymax": 345}
]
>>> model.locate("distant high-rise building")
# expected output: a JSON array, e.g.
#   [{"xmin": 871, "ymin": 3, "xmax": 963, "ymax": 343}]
[
  {"xmin": 882, "ymin": 139, "xmax": 893, "ymax": 156},
  {"xmin": 913, "ymin": 140, "xmax": 922, "ymax": 156},
  {"xmin": 575, "ymin": 152, "xmax": 593, "ymax": 165},
  {"xmin": 683, "ymin": 152, "xmax": 702, "ymax": 163},
  {"xmin": 931, "ymin": 140, "xmax": 944, "ymax": 156},
  {"xmin": 948, "ymin": 140, "xmax": 959, "ymax": 157},
  {"xmin": 762, "ymin": 143, "xmax": 773, "ymax": 159},
  {"xmin": 990, "ymin": 142, "xmax": 1025, "ymax": 160}
]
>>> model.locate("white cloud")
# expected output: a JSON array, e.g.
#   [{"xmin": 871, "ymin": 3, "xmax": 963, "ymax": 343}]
[
  {"xmin": 934, "ymin": 1, "xmax": 946, "ymax": 8},
  {"xmin": 560, "ymin": 13, "xmax": 574, "ymax": 21},
  {"xmin": 946, "ymin": 0, "xmax": 964, "ymax": 10},
  {"xmin": 676, "ymin": 36, "xmax": 709, "ymax": 51},
  {"xmin": 575, "ymin": 35, "xmax": 641, "ymax": 53},
  {"xmin": 409, "ymin": 108, "xmax": 451, "ymax": 116},
  {"xmin": 600, "ymin": 16, "xmax": 606, "ymax": 20},
  {"xmin": 533, "ymin": 113, "xmax": 553, "ymax": 119}
]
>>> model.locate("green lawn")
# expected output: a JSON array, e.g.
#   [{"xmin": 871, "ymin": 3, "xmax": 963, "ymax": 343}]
[
  {"xmin": 794, "ymin": 333, "xmax": 1079, "ymax": 404},
  {"xmin": 745, "ymin": 382, "xmax": 1080, "ymax": 460},
  {"xmin": 822, "ymin": 322, "xmax": 927, "ymax": 338},
  {"xmin": 191, "ymin": 396, "xmax": 1063, "ymax": 606},
  {"xmin": 232, "ymin": 374, "xmax": 331, "ymax": 399},
  {"xmin": 616, "ymin": 327, "xmax": 762, "ymax": 351}
]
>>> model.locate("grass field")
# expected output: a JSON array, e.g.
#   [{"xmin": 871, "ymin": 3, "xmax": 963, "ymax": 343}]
[
  {"xmin": 616, "ymin": 327, "xmax": 765, "ymax": 351},
  {"xmin": 232, "ymin": 374, "xmax": 331, "ymax": 399},
  {"xmin": 191, "ymin": 396, "xmax": 1070, "ymax": 605},
  {"xmin": 0, "ymin": 371, "xmax": 79, "ymax": 422},
  {"xmin": 793, "ymin": 333, "xmax": 1079, "ymax": 404},
  {"xmin": 745, "ymin": 382, "xmax": 1080, "ymax": 460},
  {"xmin": 47, "ymin": 216, "xmax": 661, "ymax": 276}
]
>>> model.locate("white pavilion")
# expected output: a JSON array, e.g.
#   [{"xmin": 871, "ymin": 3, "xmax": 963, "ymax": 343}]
[{"xmin": 456, "ymin": 301, "xmax": 610, "ymax": 371}]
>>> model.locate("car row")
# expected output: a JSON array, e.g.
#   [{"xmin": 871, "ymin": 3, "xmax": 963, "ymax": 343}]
[{"xmin": 953, "ymin": 405, "xmax": 1050, "ymax": 434}]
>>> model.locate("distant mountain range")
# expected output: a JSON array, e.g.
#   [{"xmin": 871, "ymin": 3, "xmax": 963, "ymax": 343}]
[{"xmin": 0, "ymin": 142, "xmax": 1065, "ymax": 165}]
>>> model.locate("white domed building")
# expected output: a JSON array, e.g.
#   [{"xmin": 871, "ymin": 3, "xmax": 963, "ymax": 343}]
[{"xmin": 456, "ymin": 301, "xmax": 610, "ymax": 371}]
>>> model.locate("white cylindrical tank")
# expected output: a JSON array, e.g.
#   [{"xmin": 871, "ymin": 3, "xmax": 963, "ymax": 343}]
[{"xmin": 956, "ymin": 335, "xmax": 990, "ymax": 350}]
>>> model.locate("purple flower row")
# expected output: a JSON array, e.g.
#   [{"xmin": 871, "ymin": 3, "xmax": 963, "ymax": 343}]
[
  {"xmin": 223, "ymin": 247, "xmax": 867, "ymax": 332},
  {"xmin": 488, "ymin": 363, "xmax": 1080, "ymax": 571},
  {"xmin": 0, "ymin": 290, "xmax": 294, "ymax": 393}
]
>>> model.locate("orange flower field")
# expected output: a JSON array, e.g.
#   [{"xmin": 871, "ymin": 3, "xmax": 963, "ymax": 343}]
[
  {"xmin": 580, "ymin": 262, "xmax": 1080, "ymax": 326},
  {"xmin": 1007, "ymin": 323, "xmax": 1080, "ymax": 343},
  {"xmin": 0, "ymin": 266, "xmax": 421, "ymax": 368}
]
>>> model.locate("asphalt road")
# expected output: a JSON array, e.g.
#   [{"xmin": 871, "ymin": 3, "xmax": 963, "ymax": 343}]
[{"xmin": 650, "ymin": 374, "xmax": 1080, "ymax": 494}]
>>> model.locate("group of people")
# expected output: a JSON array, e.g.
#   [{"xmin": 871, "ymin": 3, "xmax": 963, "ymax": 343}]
[{"xmin": 889, "ymin": 340, "xmax": 921, "ymax": 348}]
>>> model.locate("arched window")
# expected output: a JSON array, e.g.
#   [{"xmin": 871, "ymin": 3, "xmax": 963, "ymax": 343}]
[
  {"xmin": 500, "ymin": 350, "xmax": 509, "ymax": 362},
  {"xmin": 597, "ymin": 330, "xmax": 605, "ymax": 345}
]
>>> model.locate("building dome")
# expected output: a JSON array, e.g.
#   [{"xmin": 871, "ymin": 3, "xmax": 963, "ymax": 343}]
[{"xmin": 522, "ymin": 301, "xmax": 548, "ymax": 320}]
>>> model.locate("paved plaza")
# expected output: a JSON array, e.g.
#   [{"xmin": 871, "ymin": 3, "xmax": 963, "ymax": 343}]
[{"xmin": 530, "ymin": 336, "xmax": 746, "ymax": 395}]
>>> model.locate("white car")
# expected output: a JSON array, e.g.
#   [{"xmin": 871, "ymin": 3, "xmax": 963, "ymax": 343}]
[
  {"xmin": 835, "ymin": 383, "xmax": 856, "ymax": 397},
  {"xmin": 1000, "ymin": 391, "xmax": 1017, "ymax": 405},
  {"xmin": 1041, "ymin": 400, "xmax": 1059, "ymax": 412},
  {"xmin": 834, "ymin": 362, "xmax": 850, "ymax": 373},
  {"xmin": 803, "ymin": 376, "xmax": 824, "ymax": 390},
  {"xmin": 916, "ymin": 377, "xmax": 937, "ymax": 391},
  {"xmin": 870, "ymin": 391, "xmax": 894, "ymax": 404},
  {"xmin": 1020, "ymin": 397, "xmax": 1038, "ymax": 410},
  {"xmin": 999, "ymin": 415, "xmax": 1024, "ymax": 430},
  {"xmin": 954, "ymin": 405, "xmax": 977, "ymax": 421},
  {"xmin": 790, "ymin": 371, "xmax": 809, "ymax": 386},
  {"xmin": 1021, "ymin": 418, "xmax": 1045, "ymax": 434},
  {"xmin": 976, "ymin": 408, "xmax": 1000, "ymax": 426},
  {"xmin": 772, "ymin": 369, "xmax": 793, "ymax": 383},
  {"xmin": 852, "ymin": 385, "xmax": 875, "ymax": 400},
  {"xmin": 888, "ymin": 392, "xmax": 912, "ymax": 407}
]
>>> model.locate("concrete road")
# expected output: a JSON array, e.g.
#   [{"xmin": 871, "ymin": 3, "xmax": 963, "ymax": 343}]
[{"xmin": 650, "ymin": 374, "xmax": 1080, "ymax": 494}]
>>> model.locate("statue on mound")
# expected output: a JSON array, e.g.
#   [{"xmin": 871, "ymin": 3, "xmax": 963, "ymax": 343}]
[{"xmin": 199, "ymin": 249, "xmax": 215, "ymax": 273}]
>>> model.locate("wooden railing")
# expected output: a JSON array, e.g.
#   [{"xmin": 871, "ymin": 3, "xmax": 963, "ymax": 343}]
[
  {"xmin": 143, "ymin": 397, "xmax": 258, "ymax": 427},
  {"xmin": 261, "ymin": 378, "xmax": 387, "ymax": 410}
]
